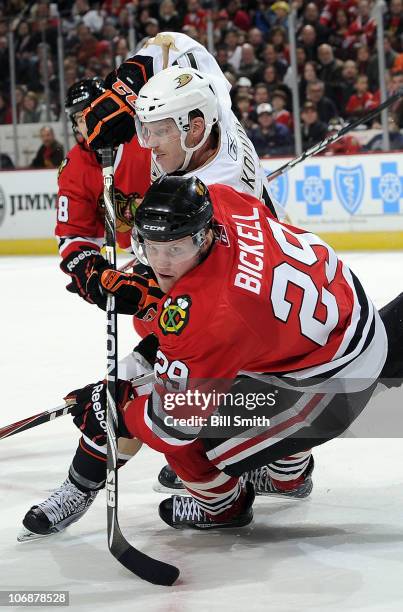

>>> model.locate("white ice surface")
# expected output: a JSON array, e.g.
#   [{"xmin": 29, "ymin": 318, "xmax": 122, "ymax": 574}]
[{"xmin": 1, "ymin": 253, "xmax": 403, "ymax": 612}]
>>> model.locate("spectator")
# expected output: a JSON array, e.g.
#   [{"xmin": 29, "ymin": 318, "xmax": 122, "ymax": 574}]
[
  {"xmin": 0, "ymin": 34, "xmax": 9, "ymax": 85},
  {"xmin": 301, "ymin": 2, "xmax": 329, "ymax": 45},
  {"xmin": 345, "ymin": 0, "xmax": 376, "ymax": 50},
  {"xmin": 159, "ymin": 0, "xmax": 183, "ymax": 32},
  {"xmin": 387, "ymin": 71, "xmax": 403, "ymax": 128},
  {"xmin": 183, "ymin": 0, "xmax": 207, "ymax": 33},
  {"xmin": 0, "ymin": 92, "xmax": 12, "ymax": 124},
  {"xmin": 226, "ymin": 0, "xmax": 252, "ymax": 32},
  {"xmin": 30, "ymin": 126, "xmax": 64, "ymax": 169},
  {"xmin": 114, "ymin": 37, "xmax": 130, "ymax": 67},
  {"xmin": 247, "ymin": 27, "xmax": 265, "ymax": 59},
  {"xmin": 224, "ymin": 28, "xmax": 242, "ymax": 71},
  {"xmin": 75, "ymin": 23, "xmax": 98, "ymax": 66},
  {"xmin": 299, "ymin": 60, "xmax": 319, "ymax": 102},
  {"xmin": 269, "ymin": 1, "xmax": 290, "ymax": 31},
  {"xmin": 320, "ymin": 0, "xmax": 357, "ymax": 29},
  {"xmin": 267, "ymin": 26, "xmax": 289, "ymax": 63},
  {"xmin": 258, "ymin": 43, "xmax": 288, "ymax": 80},
  {"xmin": 339, "ymin": 59, "xmax": 359, "ymax": 107},
  {"xmin": 253, "ymin": 0, "xmax": 274, "ymax": 35},
  {"xmin": 234, "ymin": 92, "xmax": 254, "ymax": 130},
  {"xmin": 363, "ymin": 114, "xmax": 403, "ymax": 151},
  {"xmin": 248, "ymin": 102, "xmax": 294, "ymax": 157},
  {"xmin": 306, "ymin": 80, "xmax": 339, "ymax": 123},
  {"xmin": 261, "ymin": 64, "xmax": 283, "ymax": 97},
  {"xmin": 298, "ymin": 25, "xmax": 318, "ymax": 62},
  {"xmin": 20, "ymin": 91, "xmax": 41, "ymax": 123},
  {"xmin": 300, "ymin": 101, "xmax": 328, "ymax": 150},
  {"xmin": 15, "ymin": 20, "xmax": 36, "ymax": 57},
  {"xmin": 142, "ymin": 18, "xmax": 161, "ymax": 41},
  {"xmin": 283, "ymin": 46, "xmax": 307, "ymax": 90},
  {"xmin": 253, "ymin": 83, "xmax": 271, "ymax": 107},
  {"xmin": 215, "ymin": 44, "xmax": 236, "ymax": 76},
  {"xmin": 317, "ymin": 44, "xmax": 343, "ymax": 101},
  {"xmin": 356, "ymin": 44, "xmax": 370, "ymax": 76},
  {"xmin": 345, "ymin": 74, "xmax": 376, "ymax": 121},
  {"xmin": 384, "ymin": 0, "xmax": 403, "ymax": 49},
  {"xmin": 235, "ymin": 76, "xmax": 253, "ymax": 97},
  {"xmin": 271, "ymin": 89, "xmax": 293, "ymax": 130},
  {"xmin": 367, "ymin": 34, "xmax": 398, "ymax": 91},
  {"xmin": 15, "ymin": 85, "xmax": 27, "ymax": 122},
  {"xmin": 328, "ymin": 9, "xmax": 350, "ymax": 60},
  {"xmin": 238, "ymin": 43, "xmax": 262, "ymax": 83},
  {"xmin": 214, "ymin": 10, "xmax": 231, "ymax": 45}
]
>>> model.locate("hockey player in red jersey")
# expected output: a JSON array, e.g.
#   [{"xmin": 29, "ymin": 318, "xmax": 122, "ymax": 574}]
[
  {"xmin": 38, "ymin": 175, "xmax": 399, "ymax": 532},
  {"xmin": 19, "ymin": 79, "xmax": 161, "ymax": 540},
  {"xmin": 57, "ymin": 78, "xmax": 152, "ymax": 305}
]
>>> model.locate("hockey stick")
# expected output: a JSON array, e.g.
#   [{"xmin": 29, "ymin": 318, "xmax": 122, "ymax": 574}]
[
  {"xmin": 267, "ymin": 88, "xmax": 403, "ymax": 183},
  {"xmin": 101, "ymin": 148, "xmax": 179, "ymax": 587},
  {"xmin": 0, "ymin": 372, "xmax": 155, "ymax": 442}
]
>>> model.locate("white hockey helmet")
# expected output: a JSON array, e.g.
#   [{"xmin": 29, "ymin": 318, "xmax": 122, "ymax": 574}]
[{"xmin": 134, "ymin": 66, "xmax": 219, "ymax": 170}]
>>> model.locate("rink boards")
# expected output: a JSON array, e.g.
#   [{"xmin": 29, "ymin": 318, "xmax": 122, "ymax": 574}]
[{"xmin": 0, "ymin": 152, "xmax": 403, "ymax": 254}]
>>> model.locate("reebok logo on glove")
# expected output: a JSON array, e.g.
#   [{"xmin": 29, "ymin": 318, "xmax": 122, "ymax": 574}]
[
  {"xmin": 91, "ymin": 383, "xmax": 107, "ymax": 432},
  {"xmin": 67, "ymin": 249, "xmax": 100, "ymax": 272}
]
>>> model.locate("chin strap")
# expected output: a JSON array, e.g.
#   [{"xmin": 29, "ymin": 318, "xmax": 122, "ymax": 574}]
[{"xmin": 177, "ymin": 124, "xmax": 214, "ymax": 172}]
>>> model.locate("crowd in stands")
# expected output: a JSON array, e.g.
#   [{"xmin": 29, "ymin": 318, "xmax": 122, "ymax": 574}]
[{"xmin": 0, "ymin": 0, "xmax": 403, "ymax": 163}]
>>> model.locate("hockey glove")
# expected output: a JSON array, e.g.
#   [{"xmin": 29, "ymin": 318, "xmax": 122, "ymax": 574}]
[
  {"xmin": 84, "ymin": 56, "xmax": 154, "ymax": 150},
  {"xmin": 60, "ymin": 247, "xmax": 107, "ymax": 305},
  {"xmin": 66, "ymin": 379, "xmax": 135, "ymax": 445},
  {"xmin": 86, "ymin": 258, "xmax": 164, "ymax": 316}
]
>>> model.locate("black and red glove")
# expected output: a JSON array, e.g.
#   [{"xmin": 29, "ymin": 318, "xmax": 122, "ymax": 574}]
[
  {"xmin": 86, "ymin": 257, "xmax": 164, "ymax": 316},
  {"xmin": 84, "ymin": 56, "xmax": 154, "ymax": 150},
  {"xmin": 66, "ymin": 379, "xmax": 135, "ymax": 445},
  {"xmin": 60, "ymin": 246, "xmax": 107, "ymax": 305}
]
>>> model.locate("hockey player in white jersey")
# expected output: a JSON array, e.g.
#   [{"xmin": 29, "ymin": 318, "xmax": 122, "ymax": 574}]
[
  {"xmin": 84, "ymin": 31, "xmax": 282, "ymax": 218},
  {"xmin": 134, "ymin": 65, "xmax": 280, "ymax": 218}
]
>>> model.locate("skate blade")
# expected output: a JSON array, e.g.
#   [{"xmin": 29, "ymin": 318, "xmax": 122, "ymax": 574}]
[
  {"xmin": 152, "ymin": 481, "xmax": 187, "ymax": 495},
  {"xmin": 17, "ymin": 527, "xmax": 56, "ymax": 542}
]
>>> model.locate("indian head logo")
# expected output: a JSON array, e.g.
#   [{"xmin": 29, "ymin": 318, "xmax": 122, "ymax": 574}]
[
  {"xmin": 98, "ymin": 189, "xmax": 142, "ymax": 233},
  {"xmin": 159, "ymin": 295, "xmax": 192, "ymax": 335}
]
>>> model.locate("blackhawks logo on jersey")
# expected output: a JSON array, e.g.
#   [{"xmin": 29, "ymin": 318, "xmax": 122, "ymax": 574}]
[
  {"xmin": 159, "ymin": 295, "xmax": 192, "ymax": 335},
  {"xmin": 98, "ymin": 189, "xmax": 142, "ymax": 233},
  {"xmin": 58, "ymin": 157, "xmax": 69, "ymax": 179}
]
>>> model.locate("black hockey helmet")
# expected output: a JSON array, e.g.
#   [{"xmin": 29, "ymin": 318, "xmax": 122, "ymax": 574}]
[
  {"xmin": 65, "ymin": 77, "xmax": 105, "ymax": 118},
  {"xmin": 132, "ymin": 175, "xmax": 213, "ymax": 264}
]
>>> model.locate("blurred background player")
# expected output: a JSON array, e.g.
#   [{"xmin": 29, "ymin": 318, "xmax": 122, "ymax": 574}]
[
  {"xmin": 30, "ymin": 78, "xmax": 159, "ymax": 536},
  {"xmin": 57, "ymin": 77, "xmax": 152, "ymax": 305}
]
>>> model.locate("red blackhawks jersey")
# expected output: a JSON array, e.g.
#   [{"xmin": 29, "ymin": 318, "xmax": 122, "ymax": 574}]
[
  {"xmin": 55, "ymin": 137, "xmax": 151, "ymax": 257},
  {"xmin": 124, "ymin": 184, "xmax": 387, "ymax": 442}
]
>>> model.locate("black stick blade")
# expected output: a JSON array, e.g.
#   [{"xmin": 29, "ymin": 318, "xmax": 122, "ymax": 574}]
[{"xmin": 115, "ymin": 546, "xmax": 180, "ymax": 586}]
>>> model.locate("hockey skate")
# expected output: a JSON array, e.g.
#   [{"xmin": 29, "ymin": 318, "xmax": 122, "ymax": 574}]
[
  {"xmin": 153, "ymin": 464, "xmax": 186, "ymax": 494},
  {"xmin": 154, "ymin": 459, "xmax": 313, "ymax": 498},
  {"xmin": 17, "ymin": 478, "xmax": 98, "ymax": 542},
  {"xmin": 159, "ymin": 482, "xmax": 255, "ymax": 530},
  {"xmin": 241, "ymin": 457, "xmax": 314, "ymax": 499}
]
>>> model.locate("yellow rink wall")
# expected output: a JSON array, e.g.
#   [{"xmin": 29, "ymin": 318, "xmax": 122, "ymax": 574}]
[{"xmin": 1, "ymin": 153, "xmax": 403, "ymax": 254}]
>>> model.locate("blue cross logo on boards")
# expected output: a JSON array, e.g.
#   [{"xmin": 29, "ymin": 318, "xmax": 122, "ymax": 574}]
[
  {"xmin": 264, "ymin": 169, "xmax": 288, "ymax": 209},
  {"xmin": 296, "ymin": 166, "xmax": 332, "ymax": 215},
  {"xmin": 371, "ymin": 162, "xmax": 403, "ymax": 214}
]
